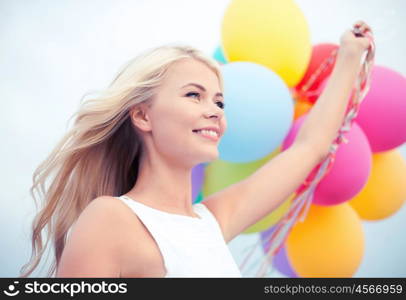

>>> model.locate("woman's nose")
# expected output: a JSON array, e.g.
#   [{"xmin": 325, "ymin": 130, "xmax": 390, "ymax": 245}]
[{"xmin": 204, "ymin": 108, "xmax": 223, "ymax": 119}]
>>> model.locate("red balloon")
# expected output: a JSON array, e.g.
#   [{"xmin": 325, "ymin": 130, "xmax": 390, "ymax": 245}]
[{"xmin": 295, "ymin": 43, "xmax": 339, "ymax": 103}]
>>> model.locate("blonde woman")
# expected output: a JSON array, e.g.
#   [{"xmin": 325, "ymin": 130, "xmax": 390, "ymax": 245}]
[{"xmin": 20, "ymin": 21, "xmax": 372, "ymax": 278}]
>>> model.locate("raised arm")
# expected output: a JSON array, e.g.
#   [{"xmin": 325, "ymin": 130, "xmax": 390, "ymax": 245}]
[
  {"xmin": 294, "ymin": 21, "xmax": 373, "ymax": 153},
  {"xmin": 204, "ymin": 21, "xmax": 373, "ymax": 243}
]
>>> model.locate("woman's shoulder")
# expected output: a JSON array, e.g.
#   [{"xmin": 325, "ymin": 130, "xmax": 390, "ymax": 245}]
[
  {"xmin": 94, "ymin": 196, "xmax": 167, "ymax": 277},
  {"xmin": 57, "ymin": 195, "xmax": 153, "ymax": 277},
  {"xmin": 76, "ymin": 195, "xmax": 149, "ymax": 249},
  {"xmin": 84, "ymin": 196, "xmax": 167, "ymax": 277},
  {"xmin": 72, "ymin": 196, "xmax": 135, "ymax": 235}
]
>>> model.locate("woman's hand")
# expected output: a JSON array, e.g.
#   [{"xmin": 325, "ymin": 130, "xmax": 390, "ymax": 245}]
[{"xmin": 338, "ymin": 20, "xmax": 374, "ymax": 59}]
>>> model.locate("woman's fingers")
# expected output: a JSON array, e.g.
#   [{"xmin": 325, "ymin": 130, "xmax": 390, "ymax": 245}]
[{"xmin": 353, "ymin": 20, "xmax": 373, "ymax": 35}]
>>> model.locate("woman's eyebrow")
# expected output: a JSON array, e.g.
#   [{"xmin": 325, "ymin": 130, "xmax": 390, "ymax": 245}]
[{"xmin": 181, "ymin": 82, "xmax": 223, "ymax": 98}]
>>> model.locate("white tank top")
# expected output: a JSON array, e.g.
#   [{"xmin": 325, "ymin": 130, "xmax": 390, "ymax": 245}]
[{"xmin": 116, "ymin": 195, "xmax": 242, "ymax": 278}]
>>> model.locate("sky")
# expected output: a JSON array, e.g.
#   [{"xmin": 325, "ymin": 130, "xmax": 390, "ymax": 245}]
[{"xmin": 1, "ymin": 0, "xmax": 405, "ymax": 277}]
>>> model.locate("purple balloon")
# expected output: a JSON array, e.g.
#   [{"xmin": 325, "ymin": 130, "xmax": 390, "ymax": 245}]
[
  {"xmin": 191, "ymin": 163, "xmax": 205, "ymax": 201},
  {"xmin": 273, "ymin": 246, "xmax": 298, "ymax": 278},
  {"xmin": 260, "ymin": 226, "xmax": 298, "ymax": 277}
]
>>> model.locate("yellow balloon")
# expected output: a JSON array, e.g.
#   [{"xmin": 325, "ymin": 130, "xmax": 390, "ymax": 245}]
[
  {"xmin": 286, "ymin": 203, "xmax": 364, "ymax": 277},
  {"xmin": 349, "ymin": 149, "xmax": 406, "ymax": 220},
  {"xmin": 221, "ymin": 0, "xmax": 311, "ymax": 87},
  {"xmin": 243, "ymin": 193, "xmax": 293, "ymax": 233}
]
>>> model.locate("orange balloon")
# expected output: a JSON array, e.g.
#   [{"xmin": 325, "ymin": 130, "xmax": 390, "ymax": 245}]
[
  {"xmin": 294, "ymin": 100, "xmax": 313, "ymax": 120},
  {"xmin": 349, "ymin": 149, "xmax": 406, "ymax": 220},
  {"xmin": 286, "ymin": 203, "xmax": 364, "ymax": 277}
]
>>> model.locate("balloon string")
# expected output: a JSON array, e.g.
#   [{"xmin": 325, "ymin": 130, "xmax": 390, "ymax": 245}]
[
  {"xmin": 256, "ymin": 189, "xmax": 312, "ymax": 276},
  {"xmin": 240, "ymin": 27, "xmax": 375, "ymax": 277},
  {"xmin": 238, "ymin": 178, "xmax": 318, "ymax": 273}
]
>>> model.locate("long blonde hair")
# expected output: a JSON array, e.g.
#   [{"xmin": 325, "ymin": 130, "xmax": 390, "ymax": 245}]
[{"xmin": 20, "ymin": 43, "xmax": 223, "ymax": 277}]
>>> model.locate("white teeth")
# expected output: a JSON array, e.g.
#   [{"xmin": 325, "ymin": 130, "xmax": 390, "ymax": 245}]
[{"xmin": 195, "ymin": 129, "xmax": 218, "ymax": 137}]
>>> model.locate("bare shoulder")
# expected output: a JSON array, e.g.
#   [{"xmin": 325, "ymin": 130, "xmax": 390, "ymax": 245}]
[
  {"xmin": 57, "ymin": 195, "xmax": 148, "ymax": 277},
  {"xmin": 69, "ymin": 196, "xmax": 135, "ymax": 239}
]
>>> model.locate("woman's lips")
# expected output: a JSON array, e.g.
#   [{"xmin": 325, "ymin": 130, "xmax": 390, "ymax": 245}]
[{"xmin": 192, "ymin": 130, "xmax": 219, "ymax": 142}]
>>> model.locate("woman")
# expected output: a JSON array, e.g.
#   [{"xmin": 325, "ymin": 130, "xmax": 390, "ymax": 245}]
[{"xmin": 20, "ymin": 21, "xmax": 373, "ymax": 278}]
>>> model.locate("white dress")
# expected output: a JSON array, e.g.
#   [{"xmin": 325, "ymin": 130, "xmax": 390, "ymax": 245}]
[{"xmin": 116, "ymin": 195, "xmax": 242, "ymax": 278}]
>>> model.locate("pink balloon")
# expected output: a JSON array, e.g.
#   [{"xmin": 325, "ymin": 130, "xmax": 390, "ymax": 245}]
[
  {"xmin": 282, "ymin": 115, "xmax": 372, "ymax": 206},
  {"xmin": 355, "ymin": 65, "xmax": 406, "ymax": 152}
]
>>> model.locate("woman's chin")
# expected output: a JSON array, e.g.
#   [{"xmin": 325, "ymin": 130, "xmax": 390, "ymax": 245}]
[{"xmin": 201, "ymin": 151, "xmax": 219, "ymax": 163}]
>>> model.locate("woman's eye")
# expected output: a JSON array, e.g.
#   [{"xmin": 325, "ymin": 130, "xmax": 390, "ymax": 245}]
[
  {"xmin": 216, "ymin": 101, "xmax": 225, "ymax": 109},
  {"xmin": 186, "ymin": 92, "xmax": 225, "ymax": 109},
  {"xmin": 186, "ymin": 92, "xmax": 200, "ymax": 99}
]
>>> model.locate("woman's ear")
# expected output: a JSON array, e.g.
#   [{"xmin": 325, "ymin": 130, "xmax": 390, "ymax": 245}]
[{"xmin": 129, "ymin": 104, "xmax": 152, "ymax": 133}]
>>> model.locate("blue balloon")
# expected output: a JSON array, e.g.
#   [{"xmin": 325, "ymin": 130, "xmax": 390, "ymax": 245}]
[
  {"xmin": 218, "ymin": 62, "xmax": 294, "ymax": 162},
  {"xmin": 212, "ymin": 45, "xmax": 227, "ymax": 64}
]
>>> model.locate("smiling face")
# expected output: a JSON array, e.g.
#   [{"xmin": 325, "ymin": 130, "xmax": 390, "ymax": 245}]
[{"xmin": 131, "ymin": 58, "xmax": 227, "ymax": 167}]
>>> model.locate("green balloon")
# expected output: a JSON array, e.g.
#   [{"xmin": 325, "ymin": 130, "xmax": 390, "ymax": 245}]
[
  {"xmin": 203, "ymin": 148, "xmax": 280, "ymax": 196},
  {"xmin": 193, "ymin": 191, "xmax": 204, "ymax": 204}
]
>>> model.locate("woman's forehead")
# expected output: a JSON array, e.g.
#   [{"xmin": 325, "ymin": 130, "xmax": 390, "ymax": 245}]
[{"xmin": 164, "ymin": 59, "xmax": 221, "ymax": 90}]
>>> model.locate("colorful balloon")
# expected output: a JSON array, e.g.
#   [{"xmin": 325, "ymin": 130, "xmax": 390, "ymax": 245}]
[
  {"xmin": 282, "ymin": 115, "xmax": 372, "ymax": 206},
  {"xmin": 193, "ymin": 191, "xmax": 204, "ymax": 204},
  {"xmin": 212, "ymin": 45, "xmax": 227, "ymax": 64},
  {"xmin": 286, "ymin": 203, "xmax": 365, "ymax": 277},
  {"xmin": 221, "ymin": 0, "xmax": 311, "ymax": 87},
  {"xmin": 293, "ymin": 99, "xmax": 313, "ymax": 120},
  {"xmin": 260, "ymin": 226, "xmax": 298, "ymax": 277},
  {"xmin": 355, "ymin": 66, "xmax": 406, "ymax": 152},
  {"xmin": 203, "ymin": 149, "xmax": 280, "ymax": 196},
  {"xmin": 219, "ymin": 62, "xmax": 294, "ymax": 162},
  {"xmin": 191, "ymin": 163, "xmax": 205, "ymax": 201},
  {"xmin": 294, "ymin": 43, "xmax": 339, "ymax": 103},
  {"xmin": 203, "ymin": 149, "xmax": 290, "ymax": 230},
  {"xmin": 349, "ymin": 149, "xmax": 406, "ymax": 220}
]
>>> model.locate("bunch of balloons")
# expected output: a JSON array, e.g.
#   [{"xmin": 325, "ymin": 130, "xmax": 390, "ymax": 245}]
[{"xmin": 191, "ymin": 0, "xmax": 406, "ymax": 277}]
